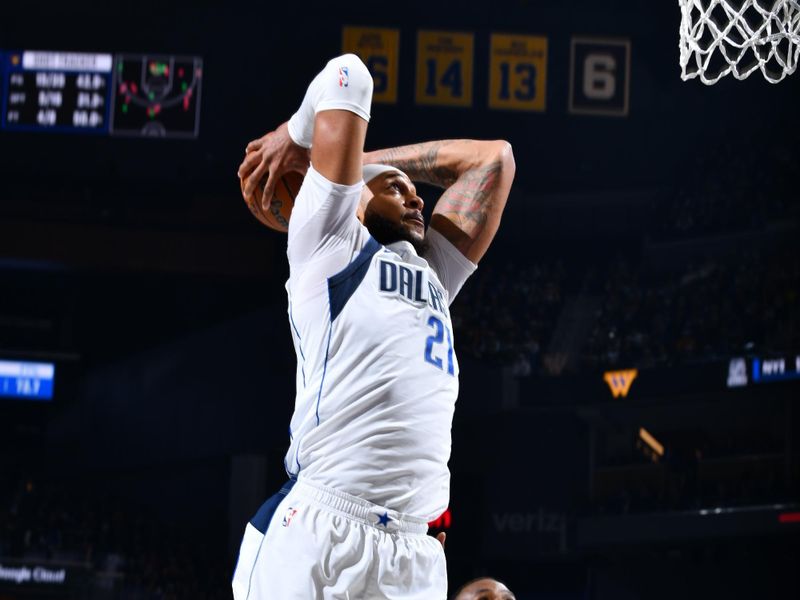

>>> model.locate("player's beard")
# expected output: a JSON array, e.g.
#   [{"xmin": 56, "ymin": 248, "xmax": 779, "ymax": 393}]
[{"xmin": 364, "ymin": 212, "xmax": 429, "ymax": 256}]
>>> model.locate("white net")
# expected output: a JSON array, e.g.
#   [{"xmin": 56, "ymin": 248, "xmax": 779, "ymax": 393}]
[{"xmin": 679, "ymin": 0, "xmax": 800, "ymax": 84}]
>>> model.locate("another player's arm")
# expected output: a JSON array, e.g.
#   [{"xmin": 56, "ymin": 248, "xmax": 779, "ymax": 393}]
[{"xmin": 363, "ymin": 140, "xmax": 515, "ymax": 263}]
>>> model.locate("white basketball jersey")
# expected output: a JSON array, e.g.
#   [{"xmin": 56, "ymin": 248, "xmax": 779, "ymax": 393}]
[{"xmin": 283, "ymin": 166, "xmax": 476, "ymax": 521}]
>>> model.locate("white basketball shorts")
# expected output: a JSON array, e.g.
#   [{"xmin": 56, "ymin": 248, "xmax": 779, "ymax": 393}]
[{"xmin": 232, "ymin": 478, "xmax": 447, "ymax": 600}]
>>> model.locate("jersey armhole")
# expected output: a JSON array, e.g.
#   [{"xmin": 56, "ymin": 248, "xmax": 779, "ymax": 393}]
[{"xmin": 424, "ymin": 227, "xmax": 478, "ymax": 303}]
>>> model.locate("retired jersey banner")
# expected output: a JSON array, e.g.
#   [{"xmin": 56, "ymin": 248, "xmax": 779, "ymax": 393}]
[
  {"xmin": 415, "ymin": 30, "xmax": 474, "ymax": 107},
  {"xmin": 342, "ymin": 26, "xmax": 399, "ymax": 104},
  {"xmin": 569, "ymin": 37, "xmax": 631, "ymax": 117},
  {"xmin": 489, "ymin": 34, "xmax": 548, "ymax": 111}
]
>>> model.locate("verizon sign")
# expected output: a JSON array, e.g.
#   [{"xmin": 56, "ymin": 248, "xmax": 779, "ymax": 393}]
[{"xmin": 489, "ymin": 507, "xmax": 568, "ymax": 554}]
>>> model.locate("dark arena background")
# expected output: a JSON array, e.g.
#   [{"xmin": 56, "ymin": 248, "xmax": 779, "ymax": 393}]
[{"xmin": 1, "ymin": 1, "xmax": 798, "ymax": 598}]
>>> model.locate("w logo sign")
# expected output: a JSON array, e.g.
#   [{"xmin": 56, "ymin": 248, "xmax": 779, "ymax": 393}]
[{"xmin": 603, "ymin": 369, "xmax": 638, "ymax": 398}]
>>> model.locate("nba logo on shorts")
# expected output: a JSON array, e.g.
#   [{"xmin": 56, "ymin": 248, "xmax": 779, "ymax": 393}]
[
  {"xmin": 338, "ymin": 66, "xmax": 349, "ymax": 88},
  {"xmin": 282, "ymin": 507, "xmax": 298, "ymax": 527}
]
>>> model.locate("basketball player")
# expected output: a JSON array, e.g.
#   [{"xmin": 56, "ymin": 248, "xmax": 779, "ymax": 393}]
[
  {"xmin": 233, "ymin": 54, "xmax": 514, "ymax": 599},
  {"xmin": 452, "ymin": 577, "xmax": 516, "ymax": 600}
]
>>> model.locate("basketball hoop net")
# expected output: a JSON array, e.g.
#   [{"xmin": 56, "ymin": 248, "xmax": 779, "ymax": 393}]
[{"xmin": 679, "ymin": 0, "xmax": 800, "ymax": 84}]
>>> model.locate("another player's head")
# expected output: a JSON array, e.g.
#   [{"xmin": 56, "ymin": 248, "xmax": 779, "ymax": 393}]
[
  {"xmin": 451, "ymin": 577, "xmax": 516, "ymax": 600},
  {"xmin": 360, "ymin": 165, "xmax": 427, "ymax": 255}
]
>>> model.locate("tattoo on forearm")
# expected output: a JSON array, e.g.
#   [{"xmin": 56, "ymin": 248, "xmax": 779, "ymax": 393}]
[
  {"xmin": 370, "ymin": 141, "xmax": 506, "ymax": 241},
  {"xmin": 369, "ymin": 142, "xmax": 458, "ymax": 188},
  {"xmin": 436, "ymin": 161, "xmax": 502, "ymax": 230}
]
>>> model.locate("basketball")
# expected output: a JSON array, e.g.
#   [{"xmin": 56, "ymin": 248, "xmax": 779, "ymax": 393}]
[{"xmin": 242, "ymin": 171, "xmax": 304, "ymax": 233}]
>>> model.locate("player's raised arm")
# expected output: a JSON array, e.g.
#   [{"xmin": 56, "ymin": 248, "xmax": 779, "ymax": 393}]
[
  {"xmin": 238, "ymin": 54, "xmax": 372, "ymax": 218},
  {"xmin": 363, "ymin": 139, "xmax": 515, "ymax": 263}
]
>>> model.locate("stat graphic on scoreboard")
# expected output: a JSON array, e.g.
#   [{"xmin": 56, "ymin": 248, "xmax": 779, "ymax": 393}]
[
  {"xmin": 1, "ymin": 51, "xmax": 112, "ymax": 133},
  {"xmin": 110, "ymin": 55, "xmax": 202, "ymax": 138}
]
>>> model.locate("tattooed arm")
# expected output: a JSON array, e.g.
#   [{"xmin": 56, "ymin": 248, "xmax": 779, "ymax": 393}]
[{"xmin": 363, "ymin": 140, "xmax": 515, "ymax": 263}]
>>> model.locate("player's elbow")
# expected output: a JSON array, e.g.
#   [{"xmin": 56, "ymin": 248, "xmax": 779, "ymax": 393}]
[
  {"xmin": 492, "ymin": 140, "xmax": 515, "ymax": 178},
  {"xmin": 327, "ymin": 53, "xmax": 373, "ymax": 97}
]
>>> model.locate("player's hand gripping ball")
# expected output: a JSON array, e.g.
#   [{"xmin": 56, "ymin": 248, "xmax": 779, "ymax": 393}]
[
  {"xmin": 239, "ymin": 121, "xmax": 309, "ymax": 232},
  {"xmin": 240, "ymin": 171, "xmax": 304, "ymax": 233}
]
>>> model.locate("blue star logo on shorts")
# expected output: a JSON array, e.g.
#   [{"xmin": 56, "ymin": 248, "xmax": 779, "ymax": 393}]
[{"xmin": 376, "ymin": 511, "xmax": 392, "ymax": 527}]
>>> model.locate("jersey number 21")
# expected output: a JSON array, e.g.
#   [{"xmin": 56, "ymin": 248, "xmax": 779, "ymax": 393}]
[{"xmin": 424, "ymin": 316, "xmax": 454, "ymax": 376}]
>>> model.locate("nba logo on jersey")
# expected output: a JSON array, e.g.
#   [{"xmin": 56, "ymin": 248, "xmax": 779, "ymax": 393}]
[
  {"xmin": 338, "ymin": 66, "xmax": 349, "ymax": 88},
  {"xmin": 282, "ymin": 507, "xmax": 298, "ymax": 527}
]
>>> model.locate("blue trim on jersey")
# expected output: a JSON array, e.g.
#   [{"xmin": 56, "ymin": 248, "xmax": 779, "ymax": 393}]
[
  {"xmin": 249, "ymin": 479, "xmax": 296, "ymax": 534},
  {"xmin": 327, "ymin": 236, "xmax": 381, "ymax": 322},
  {"xmin": 288, "ymin": 302, "xmax": 306, "ymax": 388},
  {"xmin": 284, "ymin": 458, "xmax": 301, "ymax": 479},
  {"xmin": 288, "ymin": 238, "xmax": 380, "ymax": 478},
  {"xmin": 313, "ymin": 237, "xmax": 379, "ymax": 427},
  {"xmin": 244, "ymin": 538, "xmax": 265, "ymax": 600},
  {"xmin": 315, "ymin": 324, "xmax": 333, "ymax": 426},
  {"xmin": 285, "ymin": 428, "xmax": 302, "ymax": 477}
]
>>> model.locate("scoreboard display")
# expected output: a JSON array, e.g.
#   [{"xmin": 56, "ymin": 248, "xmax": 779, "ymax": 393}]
[
  {"xmin": 2, "ymin": 51, "xmax": 112, "ymax": 133},
  {"xmin": 0, "ymin": 50, "xmax": 202, "ymax": 138},
  {"xmin": 0, "ymin": 359, "xmax": 55, "ymax": 401}
]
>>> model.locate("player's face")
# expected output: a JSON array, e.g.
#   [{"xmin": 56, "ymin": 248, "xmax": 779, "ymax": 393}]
[
  {"xmin": 363, "ymin": 173, "xmax": 426, "ymax": 252},
  {"xmin": 454, "ymin": 578, "xmax": 516, "ymax": 600}
]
